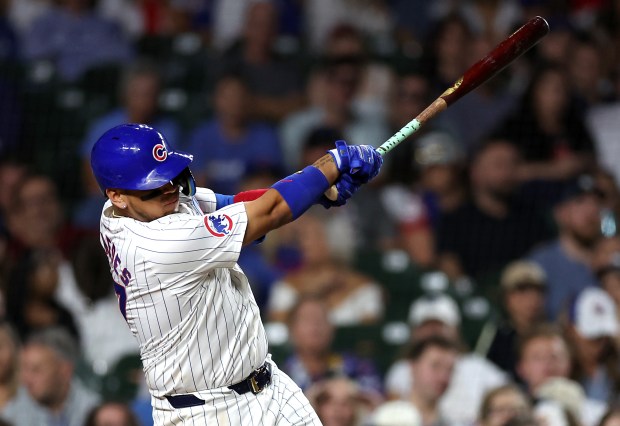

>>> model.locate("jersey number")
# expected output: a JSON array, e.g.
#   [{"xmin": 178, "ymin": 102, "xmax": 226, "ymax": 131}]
[{"xmin": 113, "ymin": 281, "xmax": 127, "ymax": 321}]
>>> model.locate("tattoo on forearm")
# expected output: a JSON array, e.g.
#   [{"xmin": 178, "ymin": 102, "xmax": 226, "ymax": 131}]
[{"xmin": 313, "ymin": 154, "xmax": 334, "ymax": 169}]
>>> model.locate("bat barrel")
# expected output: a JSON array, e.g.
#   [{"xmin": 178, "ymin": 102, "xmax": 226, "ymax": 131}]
[{"xmin": 440, "ymin": 16, "xmax": 550, "ymax": 107}]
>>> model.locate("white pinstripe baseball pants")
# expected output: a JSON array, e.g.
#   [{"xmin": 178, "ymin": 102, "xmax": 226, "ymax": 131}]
[{"xmin": 150, "ymin": 359, "xmax": 322, "ymax": 425}]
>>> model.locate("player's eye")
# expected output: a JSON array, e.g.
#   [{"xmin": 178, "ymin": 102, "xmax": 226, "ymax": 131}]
[{"xmin": 139, "ymin": 189, "xmax": 163, "ymax": 201}]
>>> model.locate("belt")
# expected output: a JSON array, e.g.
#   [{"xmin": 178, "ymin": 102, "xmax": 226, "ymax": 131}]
[{"xmin": 165, "ymin": 362, "xmax": 272, "ymax": 409}]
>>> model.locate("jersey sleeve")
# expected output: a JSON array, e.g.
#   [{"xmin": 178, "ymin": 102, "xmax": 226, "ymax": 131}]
[
  {"xmin": 130, "ymin": 202, "xmax": 248, "ymax": 281},
  {"xmin": 194, "ymin": 187, "xmax": 217, "ymax": 213}
]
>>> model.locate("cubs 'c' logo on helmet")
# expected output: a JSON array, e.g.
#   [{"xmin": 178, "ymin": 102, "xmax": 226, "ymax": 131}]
[{"xmin": 152, "ymin": 144, "xmax": 168, "ymax": 162}]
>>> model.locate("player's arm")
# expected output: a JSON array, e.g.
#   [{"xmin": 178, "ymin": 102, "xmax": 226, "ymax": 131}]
[{"xmin": 242, "ymin": 142, "xmax": 382, "ymax": 245}]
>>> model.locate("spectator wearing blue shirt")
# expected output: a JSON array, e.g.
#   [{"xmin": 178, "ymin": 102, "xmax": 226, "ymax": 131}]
[
  {"xmin": 22, "ymin": 0, "xmax": 133, "ymax": 82},
  {"xmin": 186, "ymin": 73, "xmax": 284, "ymax": 194},
  {"xmin": 528, "ymin": 175, "xmax": 604, "ymax": 319},
  {"xmin": 76, "ymin": 60, "xmax": 181, "ymax": 228}
]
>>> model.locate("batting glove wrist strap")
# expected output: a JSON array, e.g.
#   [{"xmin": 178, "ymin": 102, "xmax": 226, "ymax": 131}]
[
  {"xmin": 327, "ymin": 140, "xmax": 350, "ymax": 172},
  {"xmin": 271, "ymin": 166, "xmax": 329, "ymax": 219}
]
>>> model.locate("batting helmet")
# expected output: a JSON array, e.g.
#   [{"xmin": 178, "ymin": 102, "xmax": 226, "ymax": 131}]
[{"xmin": 91, "ymin": 124, "xmax": 195, "ymax": 195}]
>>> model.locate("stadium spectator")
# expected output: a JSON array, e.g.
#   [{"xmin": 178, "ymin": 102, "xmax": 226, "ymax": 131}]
[
  {"xmin": 14, "ymin": 327, "xmax": 100, "ymax": 426},
  {"xmin": 385, "ymin": 294, "xmax": 507, "ymax": 425},
  {"xmin": 0, "ymin": 160, "xmax": 27, "ymax": 238},
  {"xmin": 77, "ymin": 59, "xmax": 181, "ymax": 229},
  {"xmin": 186, "ymin": 72, "xmax": 283, "ymax": 195},
  {"xmin": 7, "ymin": 0, "xmax": 51, "ymax": 35},
  {"xmin": 437, "ymin": 138, "xmax": 551, "ymax": 282},
  {"xmin": 268, "ymin": 213, "xmax": 384, "ymax": 326},
  {"xmin": 563, "ymin": 287, "xmax": 620, "ymax": 403},
  {"xmin": 422, "ymin": 14, "xmax": 473, "ymax": 98},
  {"xmin": 455, "ymin": 0, "xmax": 524, "ymax": 44},
  {"xmin": 371, "ymin": 400, "xmax": 422, "ymax": 426},
  {"xmin": 567, "ymin": 36, "xmax": 611, "ymax": 107},
  {"xmin": 496, "ymin": 63, "xmax": 596, "ymax": 182},
  {"xmin": 405, "ymin": 335, "xmax": 459, "ymax": 426},
  {"xmin": 413, "ymin": 131, "xmax": 468, "ymax": 231},
  {"xmin": 21, "ymin": 0, "xmax": 133, "ymax": 81},
  {"xmin": 478, "ymin": 384, "xmax": 532, "ymax": 426},
  {"xmin": 306, "ymin": 375, "xmax": 373, "ymax": 426},
  {"xmin": 4, "ymin": 248, "xmax": 80, "ymax": 342},
  {"xmin": 433, "ymin": 32, "xmax": 519, "ymax": 154},
  {"xmin": 484, "ymin": 260, "xmax": 548, "ymax": 380},
  {"xmin": 280, "ymin": 55, "xmax": 389, "ymax": 172},
  {"xmin": 0, "ymin": 322, "xmax": 32, "ymax": 422},
  {"xmin": 218, "ymin": 0, "xmax": 305, "ymax": 122},
  {"xmin": 84, "ymin": 401, "xmax": 140, "ymax": 426},
  {"xmin": 515, "ymin": 325, "xmax": 607, "ymax": 426},
  {"xmin": 322, "ymin": 24, "xmax": 395, "ymax": 120},
  {"xmin": 281, "ymin": 296, "xmax": 383, "ymax": 398},
  {"xmin": 303, "ymin": 0, "xmax": 393, "ymax": 52},
  {"xmin": 2, "ymin": 174, "xmax": 86, "ymax": 335},
  {"xmin": 386, "ymin": 71, "xmax": 433, "ymax": 187},
  {"xmin": 0, "ymin": 0, "xmax": 18, "ymax": 61},
  {"xmin": 528, "ymin": 174, "xmax": 604, "ymax": 319},
  {"xmin": 592, "ymin": 237, "xmax": 620, "ymax": 348}
]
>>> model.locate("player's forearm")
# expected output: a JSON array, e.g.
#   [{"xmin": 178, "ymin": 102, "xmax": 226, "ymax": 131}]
[
  {"xmin": 242, "ymin": 158, "xmax": 339, "ymax": 245},
  {"xmin": 243, "ymin": 189, "xmax": 293, "ymax": 245},
  {"xmin": 312, "ymin": 153, "xmax": 340, "ymax": 184}
]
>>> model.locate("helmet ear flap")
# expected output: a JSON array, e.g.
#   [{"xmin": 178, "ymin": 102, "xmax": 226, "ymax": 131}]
[{"xmin": 173, "ymin": 167, "xmax": 196, "ymax": 196}]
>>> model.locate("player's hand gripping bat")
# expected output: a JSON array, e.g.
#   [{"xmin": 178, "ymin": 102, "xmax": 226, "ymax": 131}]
[{"xmin": 325, "ymin": 16, "xmax": 550, "ymax": 200}]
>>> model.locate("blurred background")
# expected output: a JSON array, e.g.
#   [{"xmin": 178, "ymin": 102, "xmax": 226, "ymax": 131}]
[{"xmin": 0, "ymin": 0, "xmax": 620, "ymax": 425}]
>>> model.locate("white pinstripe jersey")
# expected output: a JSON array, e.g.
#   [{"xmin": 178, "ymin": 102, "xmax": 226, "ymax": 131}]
[{"xmin": 99, "ymin": 188, "xmax": 268, "ymax": 398}]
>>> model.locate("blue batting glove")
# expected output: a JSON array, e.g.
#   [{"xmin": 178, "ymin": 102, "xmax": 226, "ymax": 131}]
[
  {"xmin": 318, "ymin": 173, "xmax": 361, "ymax": 208},
  {"xmin": 328, "ymin": 140, "xmax": 383, "ymax": 184}
]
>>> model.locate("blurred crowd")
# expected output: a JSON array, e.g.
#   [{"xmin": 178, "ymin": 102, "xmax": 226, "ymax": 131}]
[{"xmin": 0, "ymin": 0, "xmax": 620, "ymax": 425}]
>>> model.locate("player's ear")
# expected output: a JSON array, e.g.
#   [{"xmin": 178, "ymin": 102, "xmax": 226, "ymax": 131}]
[{"xmin": 106, "ymin": 188, "xmax": 126, "ymax": 208}]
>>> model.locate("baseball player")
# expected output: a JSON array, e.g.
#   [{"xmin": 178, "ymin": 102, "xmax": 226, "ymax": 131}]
[{"xmin": 90, "ymin": 123, "xmax": 382, "ymax": 425}]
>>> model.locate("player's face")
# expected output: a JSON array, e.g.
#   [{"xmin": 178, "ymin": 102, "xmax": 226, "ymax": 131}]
[{"xmin": 121, "ymin": 182, "xmax": 181, "ymax": 222}]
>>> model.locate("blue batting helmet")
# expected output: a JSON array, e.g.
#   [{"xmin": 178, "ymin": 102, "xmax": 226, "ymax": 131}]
[{"xmin": 91, "ymin": 124, "xmax": 194, "ymax": 193}]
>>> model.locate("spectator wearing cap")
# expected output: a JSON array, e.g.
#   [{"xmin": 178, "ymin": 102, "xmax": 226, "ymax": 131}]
[
  {"xmin": 483, "ymin": 261, "xmax": 548, "ymax": 380},
  {"xmin": 563, "ymin": 287, "xmax": 620, "ymax": 403},
  {"xmin": 592, "ymin": 236, "xmax": 620, "ymax": 347},
  {"xmin": 528, "ymin": 174, "xmax": 605, "ymax": 319},
  {"xmin": 515, "ymin": 324, "xmax": 607, "ymax": 426},
  {"xmin": 9, "ymin": 327, "xmax": 100, "ymax": 426},
  {"xmin": 371, "ymin": 400, "xmax": 422, "ymax": 426},
  {"xmin": 385, "ymin": 294, "xmax": 507, "ymax": 426},
  {"xmin": 437, "ymin": 138, "xmax": 551, "ymax": 283},
  {"xmin": 414, "ymin": 131, "xmax": 468, "ymax": 231}
]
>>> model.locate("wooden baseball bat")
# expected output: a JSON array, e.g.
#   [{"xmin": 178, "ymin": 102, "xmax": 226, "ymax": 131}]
[{"xmin": 326, "ymin": 15, "xmax": 550, "ymax": 200}]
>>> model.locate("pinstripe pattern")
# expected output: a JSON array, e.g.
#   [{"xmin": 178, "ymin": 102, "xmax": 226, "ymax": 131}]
[
  {"xmin": 151, "ymin": 359, "xmax": 322, "ymax": 425},
  {"xmin": 99, "ymin": 188, "xmax": 319, "ymax": 425}
]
